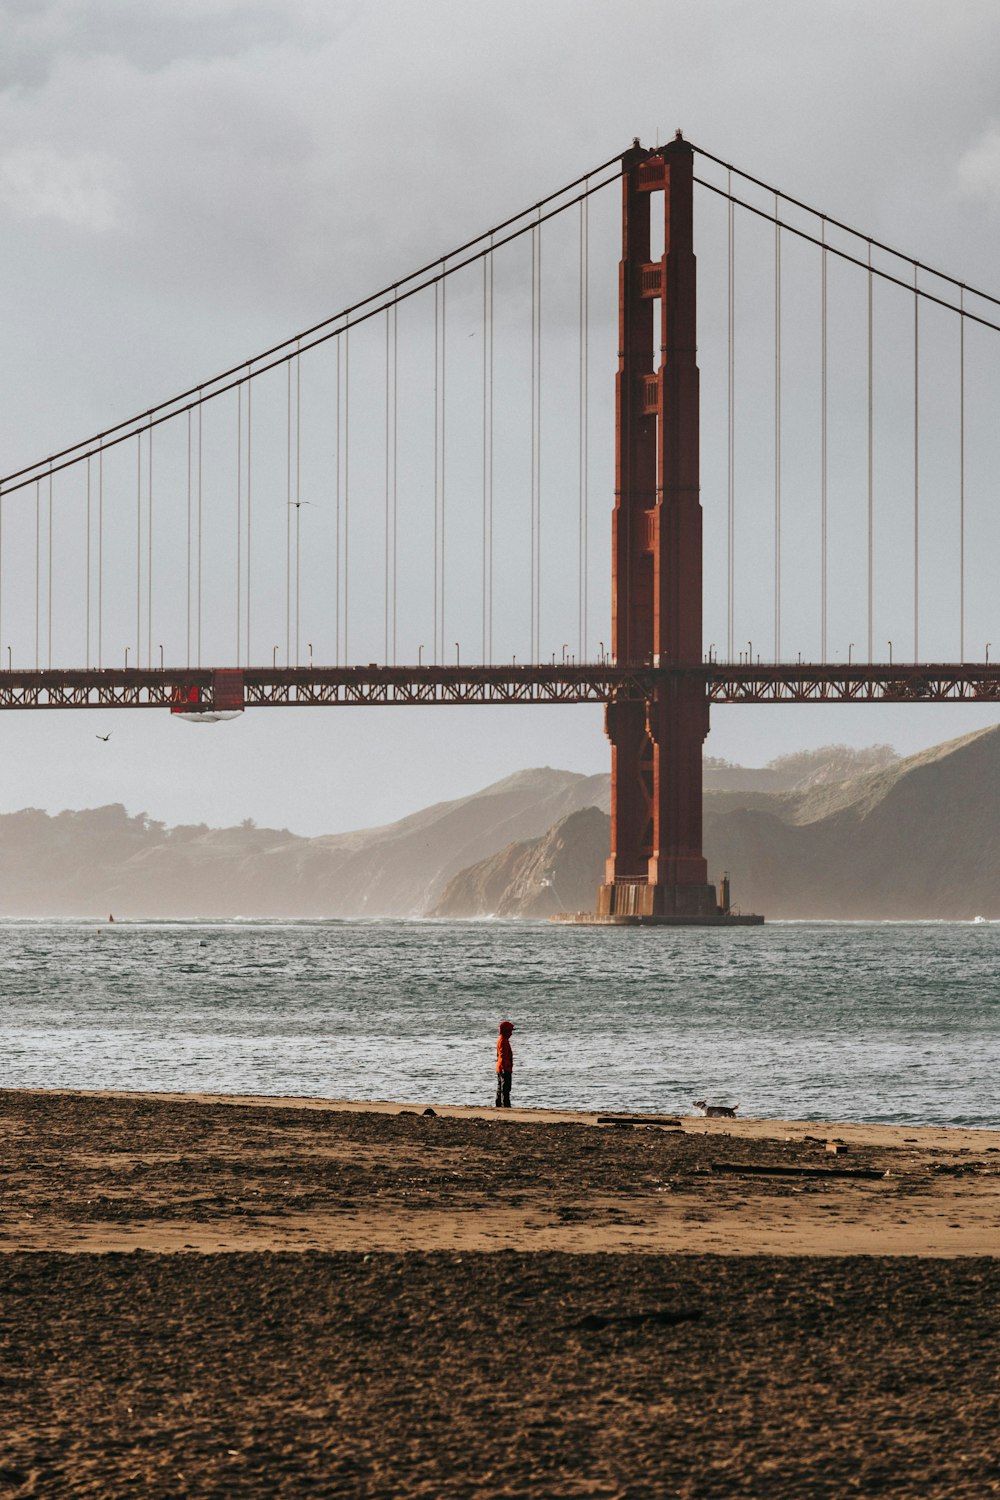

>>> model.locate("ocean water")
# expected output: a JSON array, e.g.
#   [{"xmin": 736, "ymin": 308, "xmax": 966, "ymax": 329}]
[{"xmin": 1, "ymin": 919, "xmax": 998, "ymax": 1128}]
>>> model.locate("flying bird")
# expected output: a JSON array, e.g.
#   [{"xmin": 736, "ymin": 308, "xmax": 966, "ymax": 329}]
[
  {"xmin": 288, "ymin": 500, "xmax": 316, "ymax": 509},
  {"xmin": 96, "ymin": 733, "xmax": 111, "ymax": 742}
]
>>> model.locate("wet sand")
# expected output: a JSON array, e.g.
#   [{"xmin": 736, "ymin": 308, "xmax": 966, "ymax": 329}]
[{"xmin": 1, "ymin": 1088, "xmax": 998, "ymax": 1496}]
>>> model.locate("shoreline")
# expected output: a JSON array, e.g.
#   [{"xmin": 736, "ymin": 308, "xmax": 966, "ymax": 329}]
[{"xmin": 13, "ymin": 1082, "xmax": 999, "ymax": 1150}]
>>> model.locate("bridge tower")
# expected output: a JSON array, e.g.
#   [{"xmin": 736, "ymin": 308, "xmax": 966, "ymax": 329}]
[{"xmin": 597, "ymin": 134, "xmax": 718, "ymax": 920}]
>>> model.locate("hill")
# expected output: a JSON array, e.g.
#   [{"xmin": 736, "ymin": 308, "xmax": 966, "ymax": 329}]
[
  {"xmin": 434, "ymin": 727, "xmax": 1000, "ymax": 921},
  {"xmin": 0, "ymin": 768, "xmax": 608, "ymax": 919}
]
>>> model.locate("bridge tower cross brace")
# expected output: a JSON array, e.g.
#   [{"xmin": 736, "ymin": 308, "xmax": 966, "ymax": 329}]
[{"xmin": 598, "ymin": 135, "xmax": 718, "ymax": 919}]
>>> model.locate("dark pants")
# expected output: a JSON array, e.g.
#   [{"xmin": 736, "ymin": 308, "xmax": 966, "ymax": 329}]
[{"xmin": 495, "ymin": 1070, "xmax": 512, "ymax": 1108}]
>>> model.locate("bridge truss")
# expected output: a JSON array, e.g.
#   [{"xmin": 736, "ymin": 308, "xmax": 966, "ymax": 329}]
[{"xmin": 3, "ymin": 661, "xmax": 1000, "ymax": 710}]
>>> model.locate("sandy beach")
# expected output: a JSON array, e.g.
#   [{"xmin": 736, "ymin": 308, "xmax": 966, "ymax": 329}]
[{"xmin": 1, "ymin": 1088, "xmax": 999, "ymax": 1496}]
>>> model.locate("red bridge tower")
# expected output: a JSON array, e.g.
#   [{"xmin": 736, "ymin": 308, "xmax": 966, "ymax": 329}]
[{"xmin": 597, "ymin": 134, "xmax": 719, "ymax": 920}]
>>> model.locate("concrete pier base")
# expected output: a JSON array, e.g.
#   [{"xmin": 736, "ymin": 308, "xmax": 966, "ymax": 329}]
[{"xmin": 552, "ymin": 911, "xmax": 764, "ymax": 927}]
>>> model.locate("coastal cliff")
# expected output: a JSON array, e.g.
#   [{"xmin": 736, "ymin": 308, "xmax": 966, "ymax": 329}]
[{"xmin": 433, "ymin": 727, "xmax": 1000, "ymax": 921}]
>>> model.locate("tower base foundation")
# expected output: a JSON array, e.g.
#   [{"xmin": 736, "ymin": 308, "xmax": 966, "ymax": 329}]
[{"xmin": 552, "ymin": 911, "xmax": 764, "ymax": 927}]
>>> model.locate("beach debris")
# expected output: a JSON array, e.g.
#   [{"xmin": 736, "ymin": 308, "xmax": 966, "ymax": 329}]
[
  {"xmin": 710, "ymin": 1160, "xmax": 886, "ymax": 1181},
  {"xmin": 597, "ymin": 1114, "xmax": 682, "ymax": 1128},
  {"xmin": 572, "ymin": 1307, "xmax": 703, "ymax": 1332}
]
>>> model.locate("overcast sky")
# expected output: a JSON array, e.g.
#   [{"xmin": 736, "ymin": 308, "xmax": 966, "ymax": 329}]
[{"xmin": 2, "ymin": 0, "xmax": 1000, "ymax": 834}]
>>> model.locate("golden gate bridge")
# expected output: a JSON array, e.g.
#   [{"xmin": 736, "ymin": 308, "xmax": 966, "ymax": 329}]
[{"xmin": 2, "ymin": 135, "xmax": 998, "ymax": 921}]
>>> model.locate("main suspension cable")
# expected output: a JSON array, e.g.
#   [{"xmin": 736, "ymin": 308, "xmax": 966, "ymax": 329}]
[
  {"xmin": 692, "ymin": 143, "xmax": 1000, "ymax": 310},
  {"xmin": 694, "ymin": 175, "xmax": 1000, "ymax": 335},
  {"xmin": 0, "ymin": 162, "xmax": 625, "ymax": 502}
]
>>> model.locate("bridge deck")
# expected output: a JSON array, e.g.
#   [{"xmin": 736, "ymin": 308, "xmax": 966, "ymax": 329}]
[{"xmin": 1, "ymin": 663, "xmax": 998, "ymax": 709}]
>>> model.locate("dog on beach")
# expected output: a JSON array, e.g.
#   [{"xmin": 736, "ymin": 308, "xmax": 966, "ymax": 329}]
[{"xmin": 692, "ymin": 1099, "xmax": 739, "ymax": 1118}]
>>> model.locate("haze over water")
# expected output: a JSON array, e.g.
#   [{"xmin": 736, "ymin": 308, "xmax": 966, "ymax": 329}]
[{"xmin": 2, "ymin": 919, "xmax": 997, "ymax": 1128}]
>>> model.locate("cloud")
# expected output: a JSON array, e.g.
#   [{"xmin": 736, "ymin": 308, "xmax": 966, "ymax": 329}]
[
  {"xmin": 0, "ymin": 141, "xmax": 125, "ymax": 230},
  {"xmin": 0, "ymin": 0, "xmax": 333, "ymax": 90},
  {"xmin": 957, "ymin": 121, "xmax": 1000, "ymax": 211}
]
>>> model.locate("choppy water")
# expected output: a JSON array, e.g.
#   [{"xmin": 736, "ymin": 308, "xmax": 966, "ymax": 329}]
[{"xmin": 1, "ymin": 919, "xmax": 998, "ymax": 1127}]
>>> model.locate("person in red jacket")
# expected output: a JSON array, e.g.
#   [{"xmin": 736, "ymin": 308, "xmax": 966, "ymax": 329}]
[{"xmin": 495, "ymin": 1020, "xmax": 515, "ymax": 1108}]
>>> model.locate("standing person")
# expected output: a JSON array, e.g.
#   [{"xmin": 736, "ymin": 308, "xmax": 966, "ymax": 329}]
[{"xmin": 495, "ymin": 1020, "xmax": 515, "ymax": 1108}]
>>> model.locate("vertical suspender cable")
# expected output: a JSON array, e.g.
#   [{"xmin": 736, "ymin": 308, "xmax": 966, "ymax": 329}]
[
  {"xmin": 47, "ymin": 466, "xmax": 53, "ymax": 669},
  {"xmin": 296, "ymin": 345, "xmax": 302, "ymax": 667},
  {"xmin": 246, "ymin": 367, "xmax": 252, "ymax": 668},
  {"xmin": 335, "ymin": 336, "xmax": 341, "ymax": 667},
  {"xmin": 34, "ymin": 480, "xmax": 40, "ymax": 669},
  {"xmin": 186, "ymin": 410, "xmax": 192, "ymax": 669},
  {"xmin": 727, "ymin": 173, "xmax": 735, "ymax": 662},
  {"xmin": 913, "ymin": 264, "xmax": 919, "ymax": 661},
  {"xmin": 86, "ymin": 456, "xmax": 91, "ymax": 669},
  {"xmin": 433, "ymin": 280, "xmax": 439, "ymax": 663},
  {"xmin": 488, "ymin": 240, "xmax": 495, "ymax": 662},
  {"xmin": 98, "ymin": 447, "xmax": 104, "ymax": 669},
  {"xmin": 147, "ymin": 424, "xmax": 153, "ymax": 667},
  {"xmin": 820, "ymin": 219, "xmax": 828, "ymax": 664},
  {"xmin": 773, "ymin": 195, "xmax": 781, "ymax": 663},
  {"xmin": 867, "ymin": 243, "xmax": 873, "ymax": 664},
  {"xmin": 578, "ymin": 192, "xmax": 587, "ymax": 661},
  {"xmin": 530, "ymin": 223, "xmax": 538, "ymax": 661},
  {"xmin": 135, "ymin": 433, "xmax": 141, "ymax": 667},
  {"xmin": 385, "ymin": 306, "xmax": 391, "ymax": 663},
  {"xmin": 959, "ymin": 287, "xmax": 965, "ymax": 663},
  {"xmin": 482, "ymin": 255, "xmax": 488, "ymax": 662},
  {"xmin": 236, "ymin": 384, "xmax": 242, "ymax": 666},
  {"xmin": 197, "ymin": 402, "xmax": 203, "ymax": 669},
  {"xmin": 441, "ymin": 263, "xmax": 447, "ymax": 664},
  {"xmin": 286, "ymin": 360, "xmax": 292, "ymax": 665},
  {"xmin": 582, "ymin": 193, "xmax": 589, "ymax": 662},
  {"xmin": 344, "ymin": 322, "xmax": 350, "ymax": 666},
  {"xmin": 536, "ymin": 216, "xmax": 542, "ymax": 662},
  {"xmin": 392, "ymin": 300, "xmax": 398, "ymax": 665}
]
